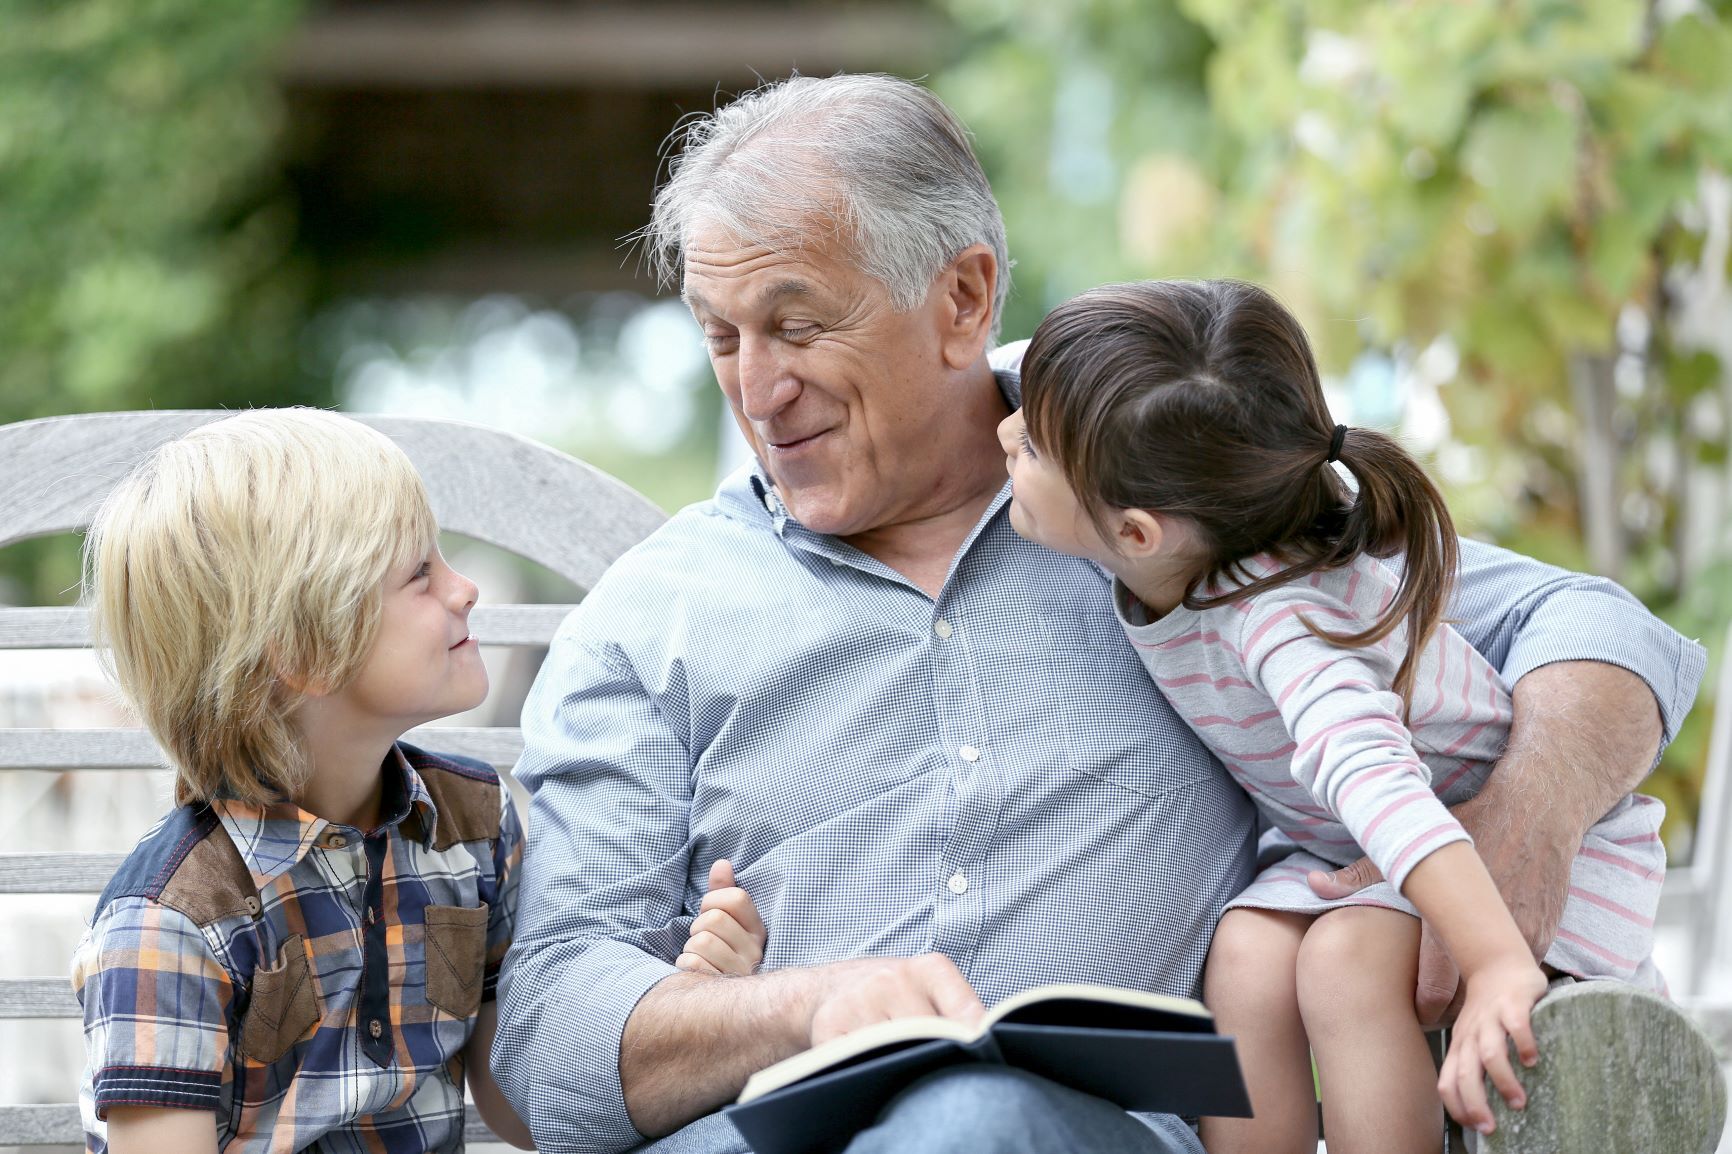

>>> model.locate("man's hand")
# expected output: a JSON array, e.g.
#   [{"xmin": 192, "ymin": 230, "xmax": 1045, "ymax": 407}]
[
  {"xmin": 1308, "ymin": 660, "xmax": 1662, "ymax": 1027},
  {"xmin": 808, "ymin": 953, "xmax": 986, "ymax": 1045},
  {"xmin": 621, "ymin": 951, "xmax": 985, "ymax": 1137},
  {"xmin": 676, "ymin": 859, "xmax": 767, "ymax": 976}
]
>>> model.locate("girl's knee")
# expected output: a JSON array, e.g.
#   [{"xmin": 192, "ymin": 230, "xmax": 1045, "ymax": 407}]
[
  {"xmin": 1205, "ymin": 910, "xmax": 1307, "ymax": 1017},
  {"xmin": 1295, "ymin": 907, "xmax": 1420, "ymax": 1030}
]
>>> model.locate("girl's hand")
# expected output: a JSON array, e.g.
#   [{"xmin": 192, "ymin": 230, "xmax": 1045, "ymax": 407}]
[
  {"xmin": 1438, "ymin": 955, "xmax": 1547, "ymax": 1134},
  {"xmin": 675, "ymin": 858, "xmax": 767, "ymax": 976}
]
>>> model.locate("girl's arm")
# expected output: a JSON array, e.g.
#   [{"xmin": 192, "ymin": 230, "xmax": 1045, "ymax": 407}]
[
  {"xmin": 1400, "ymin": 842, "xmax": 1545, "ymax": 1135},
  {"xmin": 464, "ymin": 1001, "xmax": 536, "ymax": 1149},
  {"xmin": 105, "ymin": 1106, "xmax": 220, "ymax": 1154},
  {"xmin": 1240, "ymin": 585, "xmax": 1546, "ymax": 1132}
]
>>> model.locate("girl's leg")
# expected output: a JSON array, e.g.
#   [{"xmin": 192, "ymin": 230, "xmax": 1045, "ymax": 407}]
[
  {"xmin": 1295, "ymin": 906, "xmax": 1440, "ymax": 1154},
  {"xmin": 1198, "ymin": 909, "xmax": 1316, "ymax": 1154}
]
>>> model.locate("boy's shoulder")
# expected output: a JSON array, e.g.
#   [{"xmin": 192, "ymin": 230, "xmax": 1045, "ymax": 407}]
[
  {"xmin": 93, "ymin": 804, "xmax": 256, "ymax": 930},
  {"xmin": 397, "ymin": 741, "xmax": 508, "ymax": 850}
]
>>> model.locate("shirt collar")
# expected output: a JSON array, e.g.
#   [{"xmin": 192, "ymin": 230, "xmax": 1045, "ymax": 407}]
[{"xmin": 212, "ymin": 744, "xmax": 440, "ymax": 888}]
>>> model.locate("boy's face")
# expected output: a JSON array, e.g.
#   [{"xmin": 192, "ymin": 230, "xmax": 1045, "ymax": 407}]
[
  {"xmin": 995, "ymin": 409, "xmax": 1116, "ymax": 565},
  {"xmin": 333, "ymin": 544, "xmax": 487, "ymax": 730}
]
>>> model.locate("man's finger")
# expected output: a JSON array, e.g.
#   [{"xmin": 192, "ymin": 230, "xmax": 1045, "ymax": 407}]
[
  {"xmin": 1306, "ymin": 858, "xmax": 1384, "ymax": 900},
  {"xmin": 1415, "ymin": 924, "xmax": 1462, "ymax": 1027},
  {"xmin": 708, "ymin": 858, "xmax": 737, "ymax": 892},
  {"xmin": 917, "ymin": 954, "xmax": 986, "ymax": 1026}
]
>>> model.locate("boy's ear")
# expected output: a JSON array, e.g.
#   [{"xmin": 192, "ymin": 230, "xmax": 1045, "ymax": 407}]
[
  {"xmin": 1113, "ymin": 508, "xmax": 1165, "ymax": 558},
  {"xmin": 937, "ymin": 244, "xmax": 997, "ymax": 370}
]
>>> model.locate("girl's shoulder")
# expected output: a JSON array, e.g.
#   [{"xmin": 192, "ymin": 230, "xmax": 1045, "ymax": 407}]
[{"xmin": 1232, "ymin": 551, "xmax": 1400, "ymax": 615}]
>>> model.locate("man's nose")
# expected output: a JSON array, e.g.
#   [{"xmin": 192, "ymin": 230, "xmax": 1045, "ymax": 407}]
[{"xmin": 735, "ymin": 331, "xmax": 799, "ymax": 422}]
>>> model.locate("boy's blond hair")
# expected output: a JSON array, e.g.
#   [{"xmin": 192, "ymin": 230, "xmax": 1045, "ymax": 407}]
[{"xmin": 85, "ymin": 408, "xmax": 438, "ymax": 806}]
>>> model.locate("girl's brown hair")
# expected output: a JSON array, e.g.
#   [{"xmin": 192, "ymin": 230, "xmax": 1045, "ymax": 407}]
[{"xmin": 1021, "ymin": 279, "xmax": 1458, "ymax": 706}]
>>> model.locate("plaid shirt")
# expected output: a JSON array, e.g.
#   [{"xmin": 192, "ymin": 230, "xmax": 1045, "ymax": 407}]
[
  {"xmin": 494, "ymin": 365, "xmax": 1706, "ymax": 1153},
  {"xmin": 72, "ymin": 743, "xmax": 522, "ymax": 1154}
]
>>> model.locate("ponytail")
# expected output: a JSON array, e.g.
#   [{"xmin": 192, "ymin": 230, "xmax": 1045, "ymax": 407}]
[{"xmin": 1305, "ymin": 427, "xmax": 1458, "ymax": 711}]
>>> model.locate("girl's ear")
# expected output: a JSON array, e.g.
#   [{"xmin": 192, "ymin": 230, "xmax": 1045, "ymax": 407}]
[{"xmin": 1113, "ymin": 508, "xmax": 1165, "ymax": 558}]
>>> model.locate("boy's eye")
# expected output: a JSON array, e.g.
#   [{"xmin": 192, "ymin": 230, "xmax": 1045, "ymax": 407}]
[
  {"xmin": 1019, "ymin": 428, "xmax": 1037, "ymax": 458},
  {"xmin": 414, "ymin": 561, "xmax": 432, "ymax": 581}
]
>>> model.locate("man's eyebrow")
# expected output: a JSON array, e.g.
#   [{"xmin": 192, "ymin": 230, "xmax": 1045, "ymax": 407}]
[{"xmin": 682, "ymin": 279, "xmax": 821, "ymax": 319}]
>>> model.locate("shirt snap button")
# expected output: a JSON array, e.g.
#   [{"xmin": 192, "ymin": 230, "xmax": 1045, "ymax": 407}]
[
  {"xmin": 324, "ymin": 834, "xmax": 347, "ymax": 850},
  {"xmin": 368, "ymin": 1019, "xmax": 383, "ymax": 1039}
]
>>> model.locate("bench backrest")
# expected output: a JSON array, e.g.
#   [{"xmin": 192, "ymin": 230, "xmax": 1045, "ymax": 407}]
[{"xmin": 0, "ymin": 410, "xmax": 666, "ymax": 1147}]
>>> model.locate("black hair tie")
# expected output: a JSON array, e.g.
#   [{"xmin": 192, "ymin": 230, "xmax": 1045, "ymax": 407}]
[{"xmin": 1326, "ymin": 424, "xmax": 1348, "ymax": 463}]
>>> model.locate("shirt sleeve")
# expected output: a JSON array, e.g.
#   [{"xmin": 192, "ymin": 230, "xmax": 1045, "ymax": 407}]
[
  {"xmin": 491, "ymin": 621, "xmax": 693, "ymax": 1154},
  {"xmin": 71, "ymin": 896, "xmax": 234, "ymax": 1120},
  {"xmin": 1240, "ymin": 589, "xmax": 1471, "ymax": 894},
  {"xmin": 1450, "ymin": 538, "xmax": 1707, "ymax": 750},
  {"xmin": 482, "ymin": 781, "xmax": 524, "ymax": 1003}
]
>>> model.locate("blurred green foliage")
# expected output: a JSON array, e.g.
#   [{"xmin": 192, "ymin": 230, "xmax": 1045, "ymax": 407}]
[
  {"xmin": 0, "ymin": 0, "xmax": 316, "ymax": 602},
  {"xmin": 939, "ymin": 0, "xmax": 1732, "ymax": 843}
]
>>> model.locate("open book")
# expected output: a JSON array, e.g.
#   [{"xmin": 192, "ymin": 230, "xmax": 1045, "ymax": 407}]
[{"xmin": 724, "ymin": 982, "xmax": 1250, "ymax": 1154}]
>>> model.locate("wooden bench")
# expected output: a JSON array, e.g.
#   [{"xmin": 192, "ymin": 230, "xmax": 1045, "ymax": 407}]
[
  {"xmin": 1, "ymin": 410, "xmax": 1726, "ymax": 1153},
  {"xmin": 0, "ymin": 410, "xmax": 666, "ymax": 1149}
]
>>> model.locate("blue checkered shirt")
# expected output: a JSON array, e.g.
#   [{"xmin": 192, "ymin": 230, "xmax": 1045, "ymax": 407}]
[{"xmin": 495, "ymin": 371, "xmax": 1705, "ymax": 1154}]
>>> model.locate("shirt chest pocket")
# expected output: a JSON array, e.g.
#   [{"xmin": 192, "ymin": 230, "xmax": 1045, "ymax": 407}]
[
  {"xmin": 239, "ymin": 934, "xmax": 321, "ymax": 1064},
  {"xmin": 423, "ymin": 903, "xmax": 490, "ymax": 1019}
]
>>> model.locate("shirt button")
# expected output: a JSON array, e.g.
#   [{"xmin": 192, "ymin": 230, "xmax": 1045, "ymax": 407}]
[
  {"xmin": 365, "ymin": 907, "xmax": 376, "ymax": 926},
  {"xmin": 369, "ymin": 1018, "xmax": 384, "ymax": 1039},
  {"xmin": 947, "ymin": 872, "xmax": 969, "ymax": 895},
  {"xmin": 959, "ymin": 745, "xmax": 981, "ymax": 763},
  {"xmin": 933, "ymin": 618, "xmax": 953, "ymax": 639},
  {"xmin": 324, "ymin": 833, "xmax": 347, "ymax": 850}
]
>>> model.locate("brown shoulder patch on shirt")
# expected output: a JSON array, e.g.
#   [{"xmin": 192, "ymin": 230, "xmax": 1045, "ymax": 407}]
[
  {"xmin": 157, "ymin": 826, "xmax": 260, "ymax": 927},
  {"xmin": 417, "ymin": 763, "xmax": 501, "ymax": 851}
]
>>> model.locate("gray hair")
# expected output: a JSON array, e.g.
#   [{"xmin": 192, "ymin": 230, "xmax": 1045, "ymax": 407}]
[{"xmin": 645, "ymin": 73, "xmax": 1011, "ymax": 342}]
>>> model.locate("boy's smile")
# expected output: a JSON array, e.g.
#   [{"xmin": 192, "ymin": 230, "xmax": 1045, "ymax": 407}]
[{"xmin": 331, "ymin": 545, "xmax": 488, "ymax": 730}]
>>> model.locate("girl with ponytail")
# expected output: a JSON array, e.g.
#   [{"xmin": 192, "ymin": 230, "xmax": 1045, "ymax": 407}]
[{"xmin": 999, "ymin": 280, "xmax": 1664, "ymax": 1154}]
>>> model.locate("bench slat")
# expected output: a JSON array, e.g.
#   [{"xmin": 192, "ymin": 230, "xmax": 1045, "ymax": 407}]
[
  {"xmin": 0, "ymin": 978, "xmax": 79, "ymax": 1019},
  {"xmin": 0, "ymin": 727, "xmax": 524, "ymax": 770},
  {"xmin": 0, "ymin": 853, "xmax": 127, "ymax": 893},
  {"xmin": 0, "ymin": 603, "xmax": 575, "ymax": 650},
  {"xmin": 0, "ymin": 1102, "xmax": 510, "ymax": 1146}
]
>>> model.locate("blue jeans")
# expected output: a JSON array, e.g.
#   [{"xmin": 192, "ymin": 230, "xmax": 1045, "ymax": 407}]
[{"xmin": 628, "ymin": 1066, "xmax": 1205, "ymax": 1153}]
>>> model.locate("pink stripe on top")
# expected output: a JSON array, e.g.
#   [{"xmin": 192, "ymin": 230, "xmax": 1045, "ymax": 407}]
[{"xmin": 1115, "ymin": 551, "xmax": 1666, "ymax": 988}]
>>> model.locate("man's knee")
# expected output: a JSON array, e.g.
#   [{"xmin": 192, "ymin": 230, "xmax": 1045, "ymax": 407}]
[{"xmin": 842, "ymin": 1066, "xmax": 1196, "ymax": 1154}]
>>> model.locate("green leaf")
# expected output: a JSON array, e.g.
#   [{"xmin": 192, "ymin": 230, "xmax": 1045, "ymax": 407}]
[{"xmin": 1461, "ymin": 103, "xmax": 1578, "ymax": 237}]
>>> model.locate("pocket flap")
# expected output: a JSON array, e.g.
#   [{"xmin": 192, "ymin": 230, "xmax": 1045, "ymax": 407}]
[{"xmin": 240, "ymin": 934, "xmax": 320, "ymax": 1064}]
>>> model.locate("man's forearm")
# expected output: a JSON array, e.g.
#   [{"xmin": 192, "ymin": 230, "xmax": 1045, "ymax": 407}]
[
  {"xmin": 620, "ymin": 968, "xmax": 819, "ymax": 1138},
  {"xmin": 1460, "ymin": 659, "xmax": 1663, "ymax": 954}
]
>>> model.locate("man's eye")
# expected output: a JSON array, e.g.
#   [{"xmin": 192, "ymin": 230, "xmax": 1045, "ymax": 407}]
[
  {"xmin": 703, "ymin": 332, "xmax": 738, "ymax": 353},
  {"xmin": 780, "ymin": 324, "xmax": 819, "ymax": 341}
]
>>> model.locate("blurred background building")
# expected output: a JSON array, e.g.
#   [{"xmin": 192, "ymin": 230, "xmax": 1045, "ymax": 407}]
[{"xmin": 3, "ymin": 0, "xmax": 1731, "ymax": 1145}]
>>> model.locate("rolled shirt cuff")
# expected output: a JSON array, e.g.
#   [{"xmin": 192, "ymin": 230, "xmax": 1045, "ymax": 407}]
[{"xmin": 92, "ymin": 1064, "xmax": 222, "ymax": 1120}]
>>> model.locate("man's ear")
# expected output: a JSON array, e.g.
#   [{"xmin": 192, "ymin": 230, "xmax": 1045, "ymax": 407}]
[
  {"xmin": 937, "ymin": 244, "xmax": 997, "ymax": 370},
  {"xmin": 1113, "ymin": 508, "xmax": 1165, "ymax": 559}
]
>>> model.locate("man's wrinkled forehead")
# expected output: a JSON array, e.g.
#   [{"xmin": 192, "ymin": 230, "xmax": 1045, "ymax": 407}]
[{"xmin": 679, "ymin": 221, "xmax": 861, "ymax": 318}]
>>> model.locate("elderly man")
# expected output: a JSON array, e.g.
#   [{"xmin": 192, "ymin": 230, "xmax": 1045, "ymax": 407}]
[{"xmin": 493, "ymin": 74, "xmax": 1703, "ymax": 1154}]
